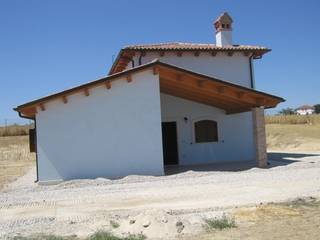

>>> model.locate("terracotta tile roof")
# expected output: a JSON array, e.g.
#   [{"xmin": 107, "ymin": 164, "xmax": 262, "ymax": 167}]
[
  {"xmin": 109, "ymin": 42, "xmax": 270, "ymax": 74},
  {"xmin": 123, "ymin": 42, "xmax": 270, "ymax": 51},
  {"xmin": 296, "ymin": 105, "xmax": 315, "ymax": 110}
]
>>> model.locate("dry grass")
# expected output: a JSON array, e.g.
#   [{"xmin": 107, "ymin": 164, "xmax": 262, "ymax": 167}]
[
  {"xmin": 265, "ymin": 114, "xmax": 320, "ymax": 125},
  {"xmin": 0, "ymin": 136, "xmax": 35, "ymax": 189},
  {"xmin": 266, "ymin": 124, "xmax": 320, "ymax": 151},
  {"xmin": 0, "ymin": 124, "xmax": 33, "ymax": 137}
]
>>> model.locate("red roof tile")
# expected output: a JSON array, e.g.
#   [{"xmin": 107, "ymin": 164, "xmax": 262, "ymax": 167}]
[{"xmin": 123, "ymin": 42, "xmax": 269, "ymax": 51}]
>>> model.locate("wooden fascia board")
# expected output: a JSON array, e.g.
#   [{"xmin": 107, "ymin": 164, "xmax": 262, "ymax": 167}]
[{"xmin": 16, "ymin": 60, "xmax": 283, "ymax": 117}]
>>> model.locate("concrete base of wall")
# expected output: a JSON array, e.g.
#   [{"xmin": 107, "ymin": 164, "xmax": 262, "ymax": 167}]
[
  {"xmin": 38, "ymin": 179, "xmax": 63, "ymax": 186},
  {"xmin": 252, "ymin": 107, "xmax": 267, "ymax": 168}
]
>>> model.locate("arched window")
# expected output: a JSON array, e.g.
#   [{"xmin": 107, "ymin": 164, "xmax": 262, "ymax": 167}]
[{"xmin": 194, "ymin": 120, "xmax": 218, "ymax": 143}]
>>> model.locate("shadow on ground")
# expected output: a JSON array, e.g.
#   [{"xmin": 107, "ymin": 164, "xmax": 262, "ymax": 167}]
[{"xmin": 165, "ymin": 152, "xmax": 320, "ymax": 175}]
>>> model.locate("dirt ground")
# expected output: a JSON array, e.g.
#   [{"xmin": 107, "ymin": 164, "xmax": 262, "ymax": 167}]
[
  {"xmin": 1, "ymin": 130, "xmax": 320, "ymax": 239},
  {"xmin": 1, "ymin": 150, "xmax": 320, "ymax": 239},
  {"xmin": 184, "ymin": 198, "xmax": 320, "ymax": 240},
  {"xmin": 266, "ymin": 124, "xmax": 320, "ymax": 151},
  {"xmin": 0, "ymin": 136, "xmax": 35, "ymax": 189}
]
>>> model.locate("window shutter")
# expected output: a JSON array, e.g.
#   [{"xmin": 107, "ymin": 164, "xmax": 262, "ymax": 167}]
[
  {"xmin": 194, "ymin": 120, "xmax": 218, "ymax": 143},
  {"xmin": 29, "ymin": 128, "xmax": 36, "ymax": 152}
]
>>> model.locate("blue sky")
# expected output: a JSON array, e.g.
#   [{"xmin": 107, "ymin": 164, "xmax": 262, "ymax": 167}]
[{"xmin": 1, "ymin": 0, "xmax": 319, "ymax": 124}]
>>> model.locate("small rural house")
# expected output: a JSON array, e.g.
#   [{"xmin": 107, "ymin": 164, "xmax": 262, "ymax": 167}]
[
  {"xmin": 15, "ymin": 12, "xmax": 284, "ymax": 184},
  {"xmin": 296, "ymin": 105, "xmax": 315, "ymax": 115}
]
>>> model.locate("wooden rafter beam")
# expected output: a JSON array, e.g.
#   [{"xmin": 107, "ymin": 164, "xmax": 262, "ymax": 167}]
[
  {"xmin": 160, "ymin": 77, "xmax": 250, "ymax": 109},
  {"xmin": 153, "ymin": 66, "xmax": 159, "ymax": 75},
  {"xmin": 158, "ymin": 68, "xmax": 272, "ymax": 107},
  {"xmin": 62, "ymin": 96, "xmax": 68, "ymax": 104},
  {"xmin": 105, "ymin": 81, "xmax": 111, "ymax": 89},
  {"xmin": 39, "ymin": 103, "xmax": 45, "ymax": 111},
  {"xmin": 126, "ymin": 74, "xmax": 132, "ymax": 82},
  {"xmin": 84, "ymin": 88, "xmax": 90, "ymax": 96}
]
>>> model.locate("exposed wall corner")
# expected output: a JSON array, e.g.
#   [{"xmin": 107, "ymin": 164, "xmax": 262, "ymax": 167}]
[{"xmin": 252, "ymin": 107, "xmax": 267, "ymax": 168}]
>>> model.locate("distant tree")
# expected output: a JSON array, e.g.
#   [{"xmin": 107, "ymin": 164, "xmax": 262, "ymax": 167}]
[
  {"xmin": 278, "ymin": 107, "xmax": 295, "ymax": 115},
  {"xmin": 314, "ymin": 104, "xmax": 320, "ymax": 114}
]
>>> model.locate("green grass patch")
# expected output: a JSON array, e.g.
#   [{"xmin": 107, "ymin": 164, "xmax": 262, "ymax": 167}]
[
  {"xmin": 89, "ymin": 231, "xmax": 145, "ymax": 240},
  {"xmin": 203, "ymin": 215, "xmax": 236, "ymax": 231},
  {"xmin": 109, "ymin": 220, "xmax": 120, "ymax": 228}
]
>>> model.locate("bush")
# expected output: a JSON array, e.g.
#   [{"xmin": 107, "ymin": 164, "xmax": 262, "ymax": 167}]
[
  {"xmin": 89, "ymin": 231, "xmax": 145, "ymax": 240},
  {"xmin": 203, "ymin": 215, "xmax": 236, "ymax": 231}
]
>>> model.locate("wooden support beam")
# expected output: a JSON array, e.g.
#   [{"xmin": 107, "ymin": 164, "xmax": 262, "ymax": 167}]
[
  {"xmin": 226, "ymin": 107, "xmax": 251, "ymax": 115},
  {"xmin": 256, "ymin": 97, "xmax": 265, "ymax": 105},
  {"xmin": 62, "ymin": 96, "xmax": 68, "ymax": 104},
  {"xmin": 194, "ymin": 51, "xmax": 200, "ymax": 57},
  {"xmin": 211, "ymin": 51, "xmax": 217, "ymax": 56},
  {"xmin": 105, "ymin": 81, "xmax": 111, "ymax": 89},
  {"xmin": 126, "ymin": 74, "xmax": 132, "ymax": 82},
  {"xmin": 153, "ymin": 66, "xmax": 159, "ymax": 75},
  {"xmin": 236, "ymin": 91, "xmax": 245, "ymax": 99},
  {"xmin": 176, "ymin": 74, "xmax": 184, "ymax": 81},
  {"xmin": 227, "ymin": 52, "xmax": 234, "ymax": 57},
  {"xmin": 84, "ymin": 88, "xmax": 90, "ymax": 96},
  {"xmin": 39, "ymin": 103, "xmax": 45, "ymax": 111},
  {"xmin": 216, "ymin": 86, "xmax": 226, "ymax": 94},
  {"xmin": 177, "ymin": 51, "xmax": 183, "ymax": 57},
  {"xmin": 197, "ymin": 80, "xmax": 206, "ymax": 87}
]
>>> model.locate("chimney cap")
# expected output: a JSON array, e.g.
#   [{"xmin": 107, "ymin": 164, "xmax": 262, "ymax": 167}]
[{"xmin": 214, "ymin": 12, "xmax": 233, "ymax": 31}]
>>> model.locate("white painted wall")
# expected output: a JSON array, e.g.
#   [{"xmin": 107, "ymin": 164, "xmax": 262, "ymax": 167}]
[
  {"xmin": 128, "ymin": 52, "xmax": 252, "ymax": 87},
  {"xmin": 216, "ymin": 31, "xmax": 232, "ymax": 46},
  {"xmin": 36, "ymin": 70, "xmax": 164, "ymax": 182},
  {"xmin": 296, "ymin": 109, "xmax": 314, "ymax": 115},
  {"xmin": 160, "ymin": 93, "xmax": 255, "ymax": 165}
]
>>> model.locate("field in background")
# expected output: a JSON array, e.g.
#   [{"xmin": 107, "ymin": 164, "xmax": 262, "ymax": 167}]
[
  {"xmin": 0, "ymin": 136, "xmax": 35, "ymax": 189},
  {"xmin": 265, "ymin": 114, "xmax": 320, "ymax": 125},
  {"xmin": 265, "ymin": 115, "xmax": 320, "ymax": 151},
  {"xmin": 0, "ymin": 124, "xmax": 32, "ymax": 137}
]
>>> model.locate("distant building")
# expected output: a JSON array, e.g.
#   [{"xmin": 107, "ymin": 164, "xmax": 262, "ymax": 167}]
[{"xmin": 296, "ymin": 105, "xmax": 315, "ymax": 115}]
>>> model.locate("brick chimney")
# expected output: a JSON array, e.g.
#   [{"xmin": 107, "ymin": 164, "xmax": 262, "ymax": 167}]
[{"xmin": 214, "ymin": 12, "xmax": 233, "ymax": 46}]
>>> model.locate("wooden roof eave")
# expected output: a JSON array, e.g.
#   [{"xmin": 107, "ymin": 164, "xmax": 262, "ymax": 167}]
[{"xmin": 15, "ymin": 60, "xmax": 284, "ymax": 119}]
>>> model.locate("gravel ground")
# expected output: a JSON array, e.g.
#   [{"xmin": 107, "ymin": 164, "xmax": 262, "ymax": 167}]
[{"xmin": 1, "ymin": 151, "xmax": 320, "ymax": 239}]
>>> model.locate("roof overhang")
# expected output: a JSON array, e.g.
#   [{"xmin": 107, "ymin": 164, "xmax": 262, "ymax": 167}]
[
  {"xmin": 15, "ymin": 60, "xmax": 284, "ymax": 119},
  {"xmin": 109, "ymin": 44, "xmax": 271, "ymax": 74}
]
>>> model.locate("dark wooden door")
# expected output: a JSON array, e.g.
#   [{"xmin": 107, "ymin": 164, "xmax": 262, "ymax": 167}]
[{"xmin": 162, "ymin": 122, "xmax": 179, "ymax": 165}]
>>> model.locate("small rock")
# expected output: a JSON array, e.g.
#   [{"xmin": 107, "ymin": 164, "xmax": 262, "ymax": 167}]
[
  {"xmin": 176, "ymin": 221, "xmax": 184, "ymax": 233},
  {"xmin": 161, "ymin": 217, "xmax": 168, "ymax": 223},
  {"xmin": 143, "ymin": 220, "xmax": 151, "ymax": 228},
  {"xmin": 129, "ymin": 219, "xmax": 136, "ymax": 224}
]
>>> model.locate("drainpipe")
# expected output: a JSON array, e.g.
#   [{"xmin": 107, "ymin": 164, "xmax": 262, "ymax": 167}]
[
  {"xmin": 249, "ymin": 54, "xmax": 255, "ymax": 89},
  {"xmin": 18, "ymin": 112, "xmax": 39, "ymax": 183},
  {"xmin": 138, "ymin": 52, "xmax": 143, "ymax": 65}
]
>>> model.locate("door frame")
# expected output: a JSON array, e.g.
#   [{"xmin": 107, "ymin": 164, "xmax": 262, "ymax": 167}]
[{"xmin": 161, "ymin": 120, "xmax": 180, "ymax": 165}]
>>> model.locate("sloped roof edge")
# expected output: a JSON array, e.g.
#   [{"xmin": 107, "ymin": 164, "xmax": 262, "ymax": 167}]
[{"xmin": 15, "ymin": 59, "xmax": 284, "ymax": 118}]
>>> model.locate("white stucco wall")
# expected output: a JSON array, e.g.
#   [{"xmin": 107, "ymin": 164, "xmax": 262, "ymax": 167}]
[
  {"xmin": 160, "ymin": 93, "xmax": 255, "ymax": 165},
  {"xmin": 216, "ymin": 31, "xmax": 233, "ymax": 46},
  {"xmin": 128, "ymin": 52, "xmax": 252, "ymax": 87},
  {"xmin": 36, "ymin": 70, "xmax": 164, "ymax": 182}
]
